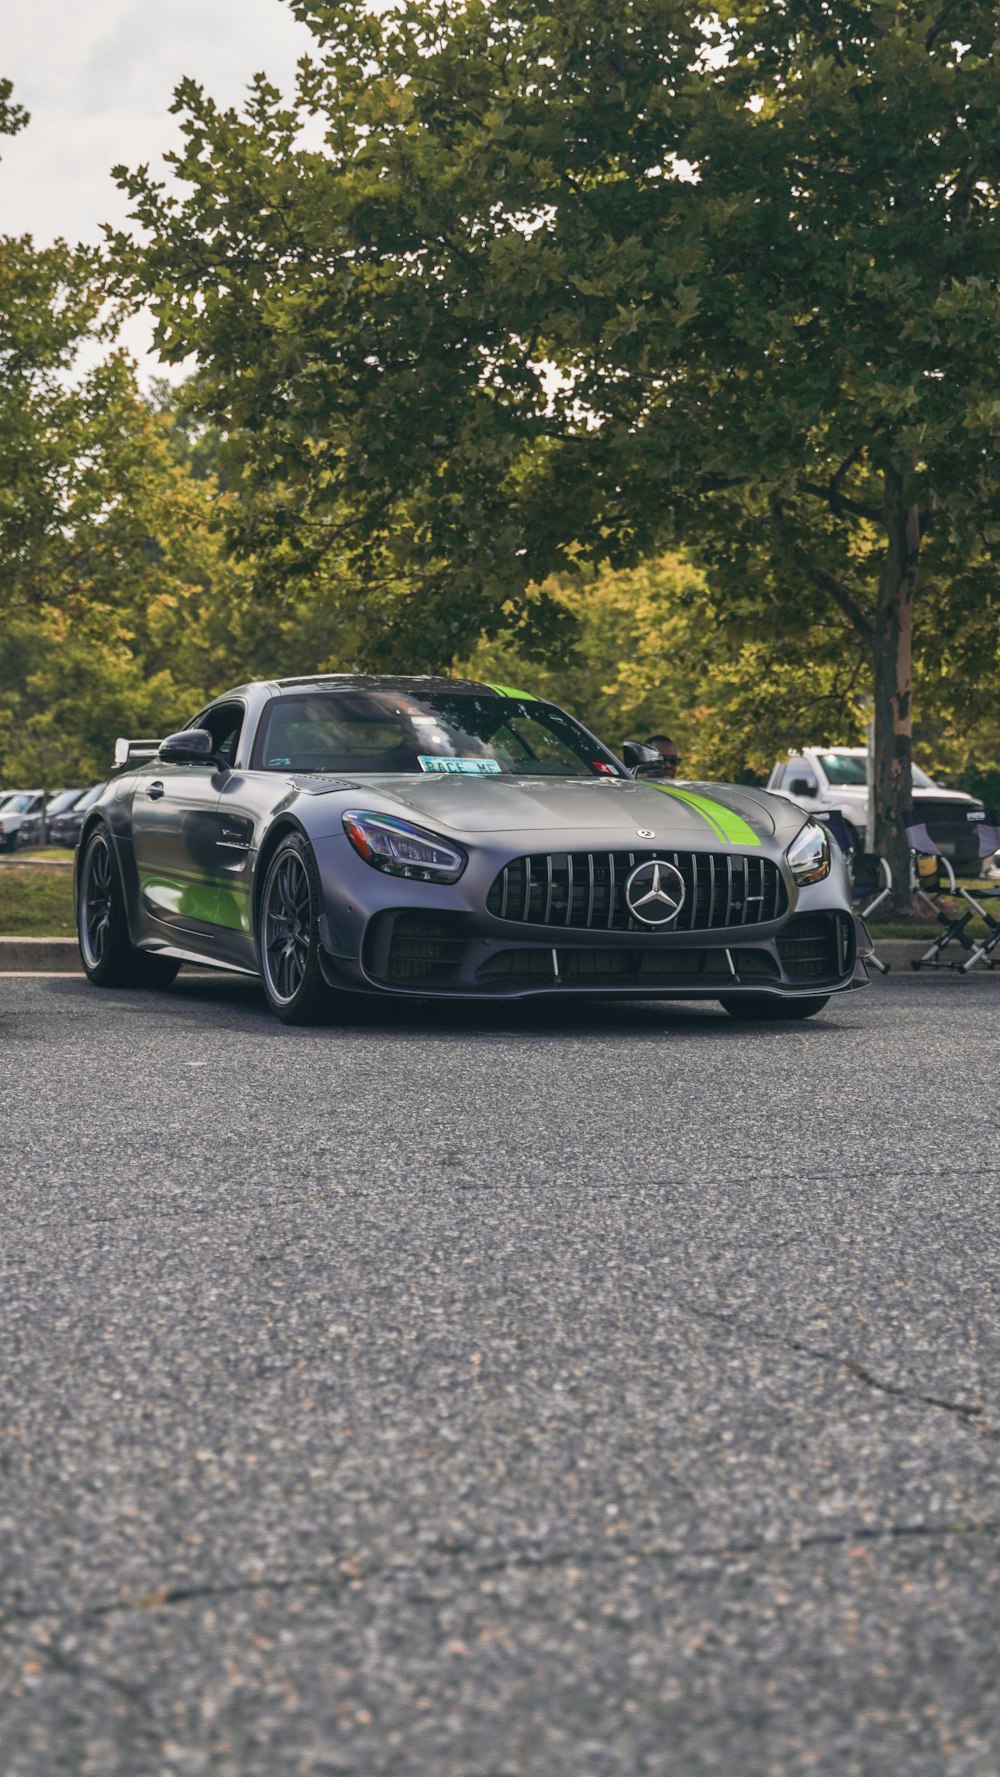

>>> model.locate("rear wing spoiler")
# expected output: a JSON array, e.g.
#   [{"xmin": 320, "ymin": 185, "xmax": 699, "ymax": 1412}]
[{"xmin": 114, "ymin": 738, "xmax": 161, "ymax": 768}]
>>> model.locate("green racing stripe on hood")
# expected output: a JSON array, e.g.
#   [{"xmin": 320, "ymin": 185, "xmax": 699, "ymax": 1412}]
[{"xmin": 652, "ymin": 784, "xmax": 762, "ymax": 846}]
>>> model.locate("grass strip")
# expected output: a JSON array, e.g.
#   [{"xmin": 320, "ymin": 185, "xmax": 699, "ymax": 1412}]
[{"xmin": 0, "ymin": 865, "xmax": 75, "ymax": 936}]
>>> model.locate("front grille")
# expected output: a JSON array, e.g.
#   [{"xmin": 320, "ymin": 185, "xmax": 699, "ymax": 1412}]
[
  {"xmin": 776, "ymin": 913, "xmax": 853, "ymax": 981},
  {"xmin": 487, "ymin": 851, "xmax": 786, "ymax": 932}
]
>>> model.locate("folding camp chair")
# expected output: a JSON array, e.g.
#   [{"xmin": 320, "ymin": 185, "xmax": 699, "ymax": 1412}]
[
  {"xmin": 814, "ymin": 811, "xmax": 890, "ymax": 973},
  {"xmin": 906, "ymin": 819, "xmax": 1000, "ymax": 971},
  {"xmin": 850, "ymin": 851, "xmax": 892, "ymax": 974},
  {"xmin": 942, "ymin": 816, "xmax": 1000, "ymax": 974},
  {"xmin": 814, "ymin": 809, "xmax": 856, "ymax": 858}
]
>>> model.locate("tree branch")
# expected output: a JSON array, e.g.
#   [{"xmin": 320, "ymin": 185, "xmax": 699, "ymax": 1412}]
[
  {"xmin": 808, "ymin": 563, "xmax": 875, "ymax": 643},
  {"xmin": 925, "ymin": 0, "xmax": 960, "ymax": 51},
  {"xmin": 797, "ymin": 477, "xmax": 882, "ymax": 524}
]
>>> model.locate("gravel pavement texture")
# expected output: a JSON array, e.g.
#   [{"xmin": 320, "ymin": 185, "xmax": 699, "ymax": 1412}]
[{"xmin": 1, "ymin": 971, "xmax": 998, "ymax": 1776}]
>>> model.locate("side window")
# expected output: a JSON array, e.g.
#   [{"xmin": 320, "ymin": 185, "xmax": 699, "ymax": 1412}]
[
  {"xmin": 786, "ymin": 757, "xmax": 819, "ymax": 794},
  {"xmin": 195, "ymin": 703, "xmax": 245, "ymax": 767}
]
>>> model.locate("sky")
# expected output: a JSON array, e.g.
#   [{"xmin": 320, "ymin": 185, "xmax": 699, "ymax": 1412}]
[{"xmin": 2, "ymin": 0, "xmax": 316, "ymax": 366}]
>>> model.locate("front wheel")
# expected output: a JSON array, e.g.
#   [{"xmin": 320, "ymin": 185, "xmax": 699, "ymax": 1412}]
[
  {"xmin": 257, "ymin": 833, "xmax": 335, "ymax": 1024},
  {"xmin": 719, "ymin": 994, "xmax": 830, "ymax": 1022},
  {"xmin": 77, "ymin": 827, "xmax": 180, "ymax": 989}
]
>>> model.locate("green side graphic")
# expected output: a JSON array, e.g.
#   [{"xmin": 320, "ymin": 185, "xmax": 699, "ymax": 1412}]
[
  {"xmin": 139, "ymin": 869, "xmax": 252, "ymax": 932},
  {"xmin": 652, "ymin": 785, "xmax": 761, "ymax": 847},
  {"xmin": 487, "ymin": 682, "xmax": 538, "ymax": 701}
]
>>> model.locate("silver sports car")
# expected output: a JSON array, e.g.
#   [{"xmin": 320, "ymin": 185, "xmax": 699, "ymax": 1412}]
[{"xmin": 75, "ymin": 676, "xmax": 870, "ymax": 1022}]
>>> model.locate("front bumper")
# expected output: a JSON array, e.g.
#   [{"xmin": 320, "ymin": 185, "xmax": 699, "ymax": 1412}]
[{"xmin": 313, "ymin": 835, "xmax": 865, "ymax": 1000}]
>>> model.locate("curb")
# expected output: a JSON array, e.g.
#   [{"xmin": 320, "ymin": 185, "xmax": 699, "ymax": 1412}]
[{"xmin": 0, "ymin": 937, "xmax": 81, "ymax": 971}]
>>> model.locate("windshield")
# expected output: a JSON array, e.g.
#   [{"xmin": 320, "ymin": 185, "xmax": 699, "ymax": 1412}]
[
  {"xmin": 46, "ymin": 790, "xmax": 82, "ymax": 814},
  {"xmin": 253, "ymin": 690, "xmax": 622, "ymax": 778},
  {"xmin": 818, "ymin": 752, "xmax": 936, "ymax": 789},
  {"xmin": 1, "ymin": 793, "xmax": 35, "ymax": 814}
]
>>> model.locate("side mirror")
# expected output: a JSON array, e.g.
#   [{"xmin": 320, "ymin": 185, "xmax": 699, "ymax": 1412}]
[
  {"xmin": 159, "ymin": 728, "xmax": 223, "ymax": 767},
  {"xmin": 622, "ymin": 740, "xmax": 663, "ymax": 777},
  {"xmin": 789, "ymin": 777, "xmax": 816, "ymax": 797}
]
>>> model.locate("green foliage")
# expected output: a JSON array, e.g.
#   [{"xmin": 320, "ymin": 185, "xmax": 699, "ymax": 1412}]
[
  {"xmin": 460, "ymin": 551, "xmax": 872, "ymax": 776},
  {"xmin": 108, "ymin": 3, "xmax": 1000, "ymax": 898}
]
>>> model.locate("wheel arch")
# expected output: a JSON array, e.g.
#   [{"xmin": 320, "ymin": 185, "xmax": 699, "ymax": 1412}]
[
  {"xmin": 75, "ymin": 809, "xmax": 141, "ymax": 936},
  {"xmin": 252, "ymin": 815, "xmax": 313, "ymax": 935}
]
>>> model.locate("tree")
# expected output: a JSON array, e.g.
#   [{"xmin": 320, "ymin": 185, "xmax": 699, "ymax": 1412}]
[{"xmin": 111, "ymin": 3, "xmax": 1000, "ymax": 898}]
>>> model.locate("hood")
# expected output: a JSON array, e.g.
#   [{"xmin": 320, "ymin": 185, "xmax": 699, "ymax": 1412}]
[
  {"xmin": 330, "ymin": 773, "xmax": 784, "ymax": 845},
  {"xmin": 914, "ymin": 786, "xmax": 981, "ymax": 806}
]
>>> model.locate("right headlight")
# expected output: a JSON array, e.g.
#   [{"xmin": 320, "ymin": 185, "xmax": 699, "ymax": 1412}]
[
  {"xmin": 786, "ymin": 819, "xmax": 831, "ymax": 885},
  {"xmin": 342, "ymin": 810, "xmax": 467, "ymax": 883}
]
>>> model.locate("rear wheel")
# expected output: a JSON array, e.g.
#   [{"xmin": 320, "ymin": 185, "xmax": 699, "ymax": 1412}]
[
  {"xmin": 719, "ymin": 994, "xmax": 830, "ymax": 1022},
  {"xmin": 257, "ymin": 833, "xmax": 334, "ymax": 1025},
  {"xmin": 77, "ymin": 826, "xmax": 180, "ymax": 989}
]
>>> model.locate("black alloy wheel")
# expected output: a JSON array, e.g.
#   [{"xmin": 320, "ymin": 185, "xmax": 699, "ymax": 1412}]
[
  {"xmin": 77, "ymin": 826, "xmax": 179, "ymax": 989},
  {"xmin": 78, "ymin": 828, "xmax": 182, "ymax": 995},
  {"xmin": 258, "ymin": 833, "xmax": 334, "ymax": 1024},
  {"xmin": 719, "ymin": 993, "xmax": 830, "ymax": 1021}
]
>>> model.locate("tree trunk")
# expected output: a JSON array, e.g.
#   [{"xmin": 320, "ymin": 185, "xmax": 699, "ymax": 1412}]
[{"xmin": 872, "ymin": 465, "xmax": 919, "ymax": 908}]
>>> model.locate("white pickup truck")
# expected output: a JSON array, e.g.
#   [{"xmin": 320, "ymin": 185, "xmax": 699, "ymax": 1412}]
[{"xmin": 767, "ymin": 747, "xmax": 985, "ymax": 867}]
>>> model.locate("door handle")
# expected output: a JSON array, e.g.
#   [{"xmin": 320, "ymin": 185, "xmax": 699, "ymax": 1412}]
[{"xmin": 147, "ymin": 780, "xmax": 165, "ymax": 801}]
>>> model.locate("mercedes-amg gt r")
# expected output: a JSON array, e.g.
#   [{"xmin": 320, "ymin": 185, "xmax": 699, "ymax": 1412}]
[{"xmin": 75, "ymin": 676, "xmax": 870, "ymax": 1022}]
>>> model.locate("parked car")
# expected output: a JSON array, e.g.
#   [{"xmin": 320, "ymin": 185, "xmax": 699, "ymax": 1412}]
[
  {"xmin": 50, "ymin": 781, "xmax": 108, "ymax": 848},
  {"xmin": 768, "ymin": 748, "xmax": 985, "ymax": 867},
  {"xmin": 75, "ymin": 675, "xmax": 866, "ymax": 1023},
  {"xmin": 0, "ymin": 791, "xmax": 45, "ymax": 852},
  {"xmin": 18, "ymin": 787, "xmax": 86, "ymax": 847}
]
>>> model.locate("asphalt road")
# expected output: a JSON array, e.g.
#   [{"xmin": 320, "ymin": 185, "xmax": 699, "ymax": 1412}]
[{"xmin": 1, "ymin": 970, "xmax": 999, "ymax": 1777}]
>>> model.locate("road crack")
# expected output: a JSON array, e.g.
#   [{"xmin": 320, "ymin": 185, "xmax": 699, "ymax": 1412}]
[
  {"xmin": 3, "ymin": 1517, "xmax": 999, "ymax": 1633},
  {"xmin": 676, "ymin": 1298, "xmax": 994, "ymax": 1431}
]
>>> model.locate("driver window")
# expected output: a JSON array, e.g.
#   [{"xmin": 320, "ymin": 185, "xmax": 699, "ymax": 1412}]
[{"xmin": 196, "ymin": 703, "xmax": 245, "ymax": 767}]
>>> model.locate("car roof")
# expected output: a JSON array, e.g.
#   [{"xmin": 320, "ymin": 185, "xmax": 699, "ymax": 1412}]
[{"xmin": 274, "ymin": 674, "xmax": 503, "ymax": 696}]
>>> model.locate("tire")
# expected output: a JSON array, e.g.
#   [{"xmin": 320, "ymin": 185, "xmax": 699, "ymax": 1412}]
[
  {"xmin": 719, "ymin": 993, "xmax": 830, "ymax": 1022},
  {"xmin": 257, "ymin": 832, "xmax": 335, "ymax": 1025},
  {"xmin": 77, "ymin": 826, "xmax": 180, "ymax": 990}
]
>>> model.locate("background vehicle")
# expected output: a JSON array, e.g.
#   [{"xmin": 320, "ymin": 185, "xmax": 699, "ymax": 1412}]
[
  {"xmin": 50, "ymin": 782, "xmax": 108, "ymax": 848},
  {"xmin": 768, "ymin": 748, "xmax": 985, "ymax": 868},
  {"xmin": 76, "ymin": 676, "xmax": 865, "ymax": 1024},
  {"xmin": 0, "ymin": 791, "xmax": 45, "ymax": 852},
  {"xmin": 18, "ymin": 787, "xmax": 85, "ymax": 847}
]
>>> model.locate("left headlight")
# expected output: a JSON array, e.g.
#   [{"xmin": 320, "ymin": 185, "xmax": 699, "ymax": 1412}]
[
  {"xmin": 342, "ymin": 810, "xmax": 467, "ymax": 883},
  {"xmin": 786, "ymin": 819, "xmax": 831, "ymax": 885}
]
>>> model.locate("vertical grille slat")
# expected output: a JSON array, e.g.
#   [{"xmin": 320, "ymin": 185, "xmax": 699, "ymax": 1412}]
[{"xmin": 488, "ymin": 851, "xmax": 786, "ymax": 931}]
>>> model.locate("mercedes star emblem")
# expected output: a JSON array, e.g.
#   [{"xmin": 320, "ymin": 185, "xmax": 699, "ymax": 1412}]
[{"xmin": 624, "ymin": 858, "xmax": 686, "ymax": 926}]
